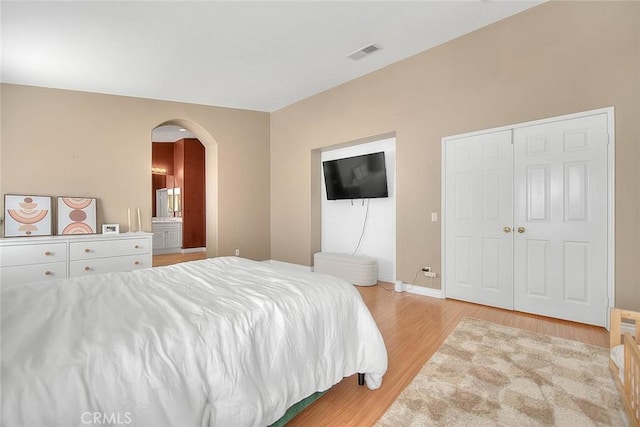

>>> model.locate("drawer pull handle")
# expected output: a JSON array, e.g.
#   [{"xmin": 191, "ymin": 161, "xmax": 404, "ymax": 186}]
[
  {"xmin": 44, "ymin": 251, "xmax": 52, "ymax": 256},
  {"xmin": 44, "ymin": 271, "xmax": 52, "ymax": 276},
  {"xmin": 84, "ymin": 266, "xmax": 91, "ymax": 271},
  {"xmin": 134, "ymin": 261, "xmax": 140, "ymax": 265},
  {"xmin": 84, "ymin": 248, "xmax": 91, "ymax": 253},
  {"xmin": 134, "ymin": 245, "xmax": 140, "ymax": 249}
]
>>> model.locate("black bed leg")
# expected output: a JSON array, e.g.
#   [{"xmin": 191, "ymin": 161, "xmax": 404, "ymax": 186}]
[{"xmin": 357, "ymin": 373, "xmax": 365, "ymax": 386}]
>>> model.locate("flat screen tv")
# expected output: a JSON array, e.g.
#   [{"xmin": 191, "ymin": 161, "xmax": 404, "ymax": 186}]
[{"xmin": 322, "ymin": 151, "xmax": 389, "ymax": 200}]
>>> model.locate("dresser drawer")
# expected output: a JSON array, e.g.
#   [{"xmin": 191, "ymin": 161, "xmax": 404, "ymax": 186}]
[
  {"xmin": 0, "ymin": 243, "xmax": 67, "ymax": 267},
  {"xmin": 1, "ymin": 262, "xmax": 67, "ymax": 285},
  {"xmin": 70, "ymin": 238, "xmax": 150, "ymax": 260},
  {"xmin": 69, "ymin": 254, "xmax": 151, "ymax": 277}
]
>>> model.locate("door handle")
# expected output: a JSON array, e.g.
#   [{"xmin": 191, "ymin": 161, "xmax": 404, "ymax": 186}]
[
  {"xmin": 517, "ymin": 227, "xmax": 526, "ymax": 233},
  {"xmin": 503, "ymin": 226, "xmax": 511, "ymax": 233}
]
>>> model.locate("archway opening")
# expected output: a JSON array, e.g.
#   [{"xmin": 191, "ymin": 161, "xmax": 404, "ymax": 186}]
[{"xmin": 151, "ymin": 119, "xmax": 218, "ymax": 258}]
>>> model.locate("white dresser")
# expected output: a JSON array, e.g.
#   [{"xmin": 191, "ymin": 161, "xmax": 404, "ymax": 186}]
[{"xmin": 0, "ymin": 233, "xmax": 153, "ymax": 286}]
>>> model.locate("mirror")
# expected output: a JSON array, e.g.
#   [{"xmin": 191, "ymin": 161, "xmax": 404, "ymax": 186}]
[
  {"xmin": 155, "ymin": 186, "xmax": 181, "ymax": 218},
  {"xmin": 168, "ymin": 187, "xmax": 181, "ymax": 214}
]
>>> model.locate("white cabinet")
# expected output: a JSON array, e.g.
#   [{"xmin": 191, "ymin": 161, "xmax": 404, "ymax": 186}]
[
  {"xmin": 152, "ymin": 222, "xmax": 182, "ymax": 254},
  {"xmin": 69, "ymin": 237, "xmax": 152, "ymax": 277},
  {"xmin": 0, "ymin": 233, "xmax": 153, "ymax": 286},
  {"xmin": 0, "ymin": 242, "xmax": 68, "ymax": 284}
]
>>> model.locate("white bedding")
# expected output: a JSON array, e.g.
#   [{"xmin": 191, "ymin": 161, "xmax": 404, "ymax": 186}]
[{"xmin": 1, "ymin": 257, "xmax": 387, "ymax": 427}]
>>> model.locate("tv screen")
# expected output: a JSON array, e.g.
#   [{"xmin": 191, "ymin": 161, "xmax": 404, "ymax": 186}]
[{"xmin": 322, "ymin": 152, "xmax": 389, "ymax": 200}]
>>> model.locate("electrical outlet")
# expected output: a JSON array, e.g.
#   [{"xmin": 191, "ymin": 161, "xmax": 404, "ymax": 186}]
[
  {"xmin": 235, "ymin": 249, "xmax": 240, "ymax": 256},
  {"xmin": 424, "ymin": 271, "xmax": 437, "ymax": 278}
]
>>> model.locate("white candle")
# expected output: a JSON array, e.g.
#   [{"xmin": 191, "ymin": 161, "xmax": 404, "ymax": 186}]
[
  {"xmin": 137, "ymin": 208, "xmax": 142, "ymax": 232},
  {"xmin": 127, "ymin": 208, "xmax": 131, "ymax": 232}
]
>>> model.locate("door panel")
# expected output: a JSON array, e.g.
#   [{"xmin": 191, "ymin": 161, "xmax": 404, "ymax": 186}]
[
  {"xmin": 526, "ymin": 165, "xmax": 550, "ymax": 221},
  {"xmin": 481, "ymin": 237, "xmax": 501, "ymax": 290},
  {"xmin": 563, "ymin": 240, "xmax": 589, "ymax": 302},
  {"xmin": 445, "ymin": 130, "xmax": 514, "ymax": 309},
  {"xmin": 513, "ymin": 114, "xmax": 608, "ymax": 326}
]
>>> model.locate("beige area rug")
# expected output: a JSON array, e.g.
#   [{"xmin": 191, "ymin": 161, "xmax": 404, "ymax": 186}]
[{"xmin": 377, "ymin": 318, "xmax": 626, "ymax": 427}]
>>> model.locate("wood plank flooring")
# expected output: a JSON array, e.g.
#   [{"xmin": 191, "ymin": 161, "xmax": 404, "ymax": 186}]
[
  {"xmin": 152, "ymin": 251, "xmax": 206, "ymax": 267},
  {"xmin": 153, "ymin": 254, "xmax": 609, "ymax": 426},
  {"xmin": 289, "ymin": 283, "xmax": 608, "ymax": 426}
]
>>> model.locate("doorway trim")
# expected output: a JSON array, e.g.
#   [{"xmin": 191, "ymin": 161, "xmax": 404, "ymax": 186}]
[{"xmin": 440, "ymin": 107, "xmax": 615, "ymax": 328}]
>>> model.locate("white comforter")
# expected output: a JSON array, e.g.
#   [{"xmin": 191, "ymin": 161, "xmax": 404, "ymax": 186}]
[{"xmin": 1, "ymin": 257, "xmax": 387, "ymax": 427}]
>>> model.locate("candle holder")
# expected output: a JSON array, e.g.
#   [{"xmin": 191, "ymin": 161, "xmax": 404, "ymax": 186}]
[{"xmin": 127, "ymin": 208, "xmax": 133, "ymax": 232}]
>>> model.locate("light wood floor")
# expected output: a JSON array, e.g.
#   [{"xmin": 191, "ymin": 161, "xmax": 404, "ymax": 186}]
[
  {"xmin": 154, "ymin": 254, "xmax": 609, "ymax": 426},
  {"xmin": 152, "ymin": 251, "xmax": 206, "ymax": 267},
  {"xmin": 288, "ymin": 284, "xmax": 608, "ymax": 426}
]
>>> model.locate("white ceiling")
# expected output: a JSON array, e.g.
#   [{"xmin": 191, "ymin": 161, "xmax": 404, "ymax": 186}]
[
  {"xmin": 1, "ymin": 1, "xmax": 541, "ymax": 113},
  {"xmin": 152, "ymin": 125, "xmax": 196, "ymax": 143}
]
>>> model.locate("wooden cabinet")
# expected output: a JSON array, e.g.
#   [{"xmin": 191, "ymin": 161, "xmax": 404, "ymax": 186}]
[
  {"xmin": 0, "ymin": 233, "xmax": 152, "ymax": 286},
  {"xmin": 174, "ymin": 138, "xmax": 206, "ymax": 249}
]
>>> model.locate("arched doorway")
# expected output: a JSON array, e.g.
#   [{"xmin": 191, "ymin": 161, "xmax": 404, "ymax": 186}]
[{"xmin": 151, "ymin": 120, "xmax": 218, "ymax": 258}]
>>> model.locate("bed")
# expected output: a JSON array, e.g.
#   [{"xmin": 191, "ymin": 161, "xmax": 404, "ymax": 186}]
[
  {"xmin": 1, "ymin": 256, "xmax": 388, "ymax": 426},
  {"xmin": 610, "ymin": 308, "xmax": 640, "ymax": 427}
]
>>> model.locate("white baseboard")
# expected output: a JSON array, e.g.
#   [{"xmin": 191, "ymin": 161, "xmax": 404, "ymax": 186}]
[
  {"xmin": 404, "ymin": 284, "xmax": 443, "ymax": 299},
  {"xmin": 264, "ymin": 262, "xmax": 433, "ymax": 295},
  {"xmin": 182, "ymin": 247, "xmax": 206, "ymax": 254}
]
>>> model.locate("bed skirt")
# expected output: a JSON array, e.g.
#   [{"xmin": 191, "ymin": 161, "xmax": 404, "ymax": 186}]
[{"xmin": 269, "ymin": 391, "xmax": 326, "ymax": 426}]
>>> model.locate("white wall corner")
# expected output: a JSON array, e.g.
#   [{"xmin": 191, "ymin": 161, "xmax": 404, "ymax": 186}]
[{"xmin": 378, "ymin": 275, "xmax": 395, "ymax": 283}]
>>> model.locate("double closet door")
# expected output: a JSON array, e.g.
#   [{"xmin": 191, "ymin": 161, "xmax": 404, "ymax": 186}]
[{"xmin": 444, "ymin": 111, "xmax": 610, "ymax": 326}]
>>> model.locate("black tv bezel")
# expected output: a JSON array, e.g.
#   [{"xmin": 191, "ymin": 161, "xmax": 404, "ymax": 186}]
[{"xmin": 322, "ymin": 151, "xmax": 389, "ymax": 200}]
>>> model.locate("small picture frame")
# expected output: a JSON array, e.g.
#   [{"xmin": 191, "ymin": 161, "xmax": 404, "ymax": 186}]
[
  {"xmin": 57, "ymin": 197, "xmax": 97, "ymax": 235},
  {"xmin": 102, "ymin": 224, "xmax": 120, "ymax": 235},
  {"xmin": 3, "ymin": 194, "xmax": 53, "ymax": 237}
]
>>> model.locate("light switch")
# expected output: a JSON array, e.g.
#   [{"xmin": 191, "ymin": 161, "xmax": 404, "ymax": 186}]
[{"xmin": 431, "ymin": 212, "xmax": 438, "ymax": 222}]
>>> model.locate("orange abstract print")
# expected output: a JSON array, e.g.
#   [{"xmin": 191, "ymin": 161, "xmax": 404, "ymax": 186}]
[
  {"xmin": 7, "ymin": 207, "xmax": 48, "ymax": 225},
  {"xmin": 62, "ymin": 197, "xmax": 93, "ymax": 210},
  {"xmin": 3, "ymin": 196, "xmax": 52, "ymax": 237},
  {"xmin": 57, "ymin": 197, "xmax": 96, "ymax": 235},
  {"xmin": 62, "ymin": 222, "xmax": 94, "ymax": 234}
]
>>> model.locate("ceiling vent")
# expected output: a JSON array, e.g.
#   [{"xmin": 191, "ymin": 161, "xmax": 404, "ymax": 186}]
[{"xmin": 347, "ymin": 43, "xmax": 382, "ymax": 61}]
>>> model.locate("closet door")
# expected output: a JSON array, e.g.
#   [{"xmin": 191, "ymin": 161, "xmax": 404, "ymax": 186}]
[
  {"xmin": 444, "ymin": 130, "xmax": 514, "ymax": 309},
  {"xmin": 513, "ymin": 114, "xmax": 609, "ymax": 326}
]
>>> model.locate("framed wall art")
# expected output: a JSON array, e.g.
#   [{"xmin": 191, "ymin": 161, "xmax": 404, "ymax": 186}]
[
  {"xmin": 57, "ymin": 197, "xmax": 97, "ymax": 235},
  {"xmin": 102, "ymin": 224, "xmax": 119, "ymax": 235},
  {"xmin": 3, "ymin": 194, "xmax": 53, "ymax": 237}
]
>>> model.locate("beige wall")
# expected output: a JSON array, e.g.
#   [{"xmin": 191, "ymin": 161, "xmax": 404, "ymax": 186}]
[
  {"xmin": 0, "ymin": 84, "xmax": 271, "ymax": 261},
  {"xmin": 270, "ymin": 2, "xmax": 640, "ymax": 308}
]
